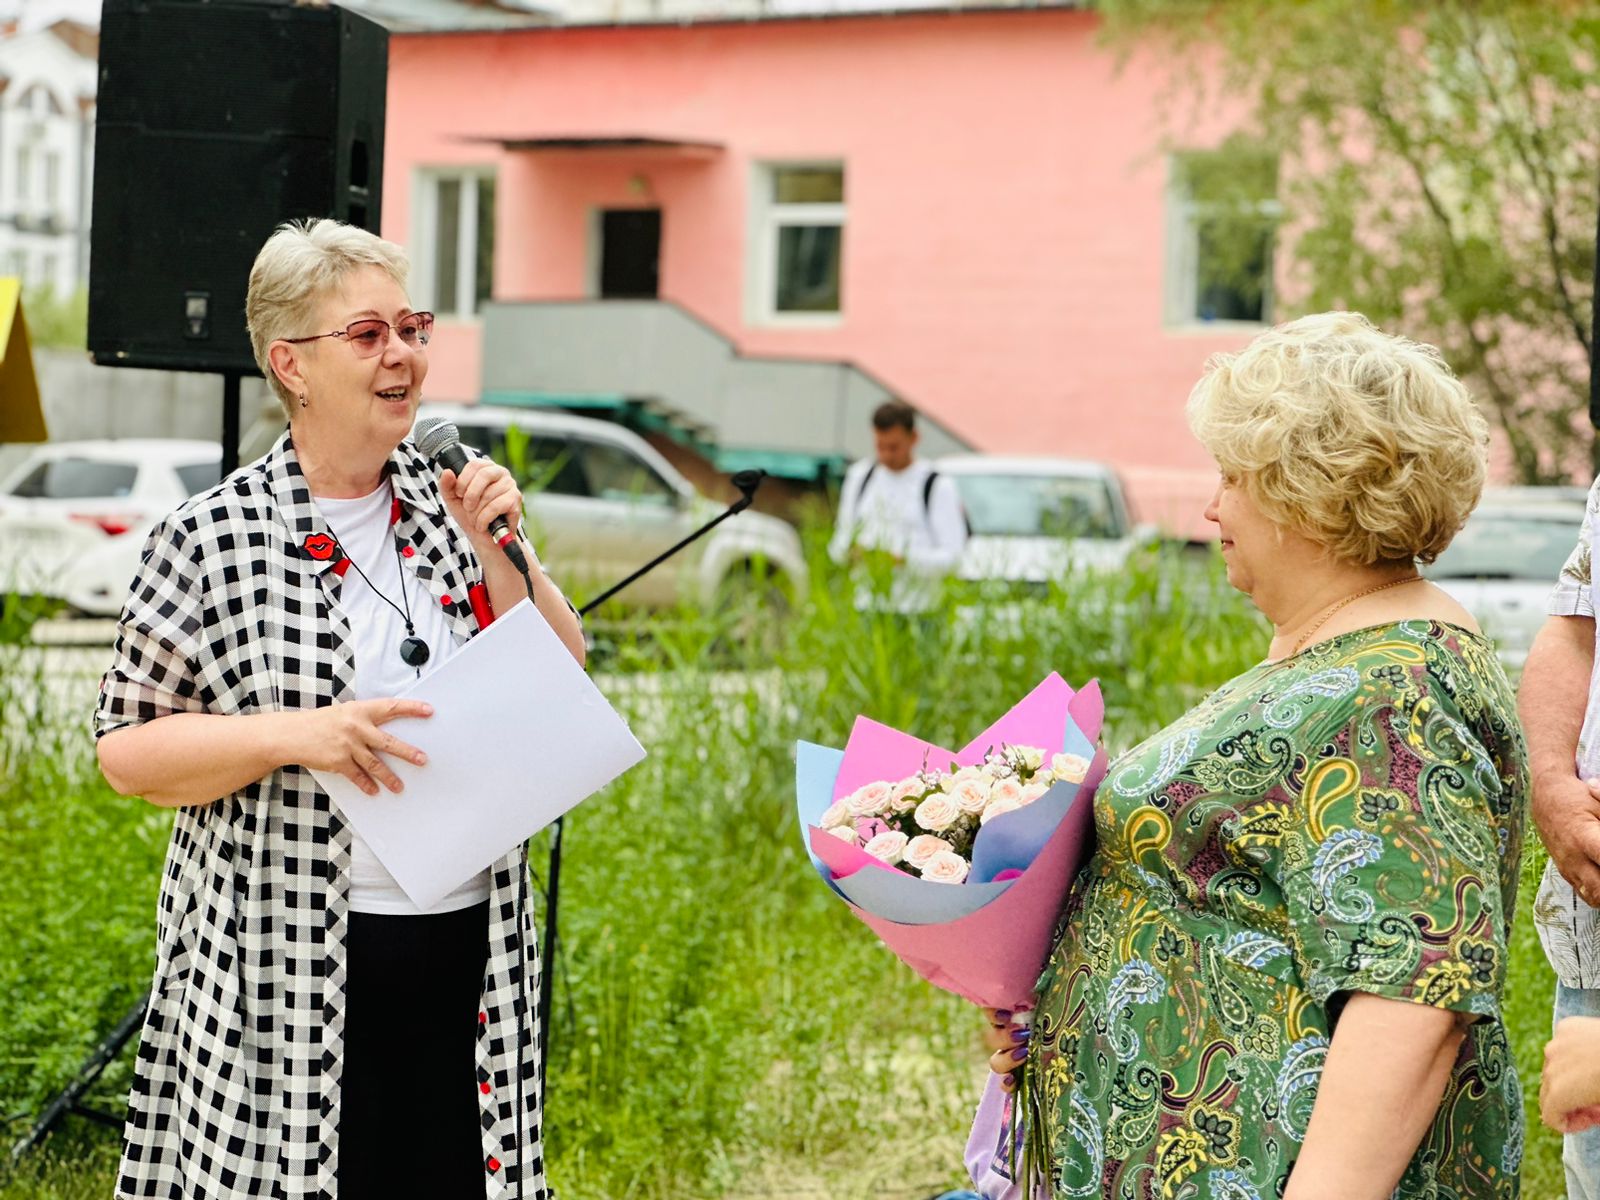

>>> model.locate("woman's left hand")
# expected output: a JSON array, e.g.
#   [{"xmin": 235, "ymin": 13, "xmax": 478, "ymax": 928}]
[{"xmin": 440, "ymin": 459, "xmax": 524, "ymax": 553}]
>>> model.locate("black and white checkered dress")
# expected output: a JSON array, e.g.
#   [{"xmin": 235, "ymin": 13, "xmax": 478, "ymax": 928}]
[{"xmin": 96, "ymin": 431, "xmax": 548, "ymax": 1200}]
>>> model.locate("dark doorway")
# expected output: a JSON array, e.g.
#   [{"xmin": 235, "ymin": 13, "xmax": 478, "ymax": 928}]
[{"xmin": 598, "ymin": 209, "xmax": 661, "ymax": 298}]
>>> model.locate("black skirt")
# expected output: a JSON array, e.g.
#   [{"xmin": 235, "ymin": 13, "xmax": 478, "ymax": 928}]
[{"xmin": 337, "ymin": 900, "xmax": 490, "ymax": 1198}]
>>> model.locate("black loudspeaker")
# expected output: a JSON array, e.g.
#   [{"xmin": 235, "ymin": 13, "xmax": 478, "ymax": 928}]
[{"xmin": 89, "ymin": 0, "xmax": 388, "ymax": 374}]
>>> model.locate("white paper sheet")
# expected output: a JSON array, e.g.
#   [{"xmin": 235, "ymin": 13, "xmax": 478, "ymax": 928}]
[{"xmin": 312, "ymin": 599, "xmax": 645, "ymax": 909}]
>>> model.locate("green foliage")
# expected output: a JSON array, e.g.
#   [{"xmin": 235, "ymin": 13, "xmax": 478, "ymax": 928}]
[
  {"xmin": 18, "ymin": 285, "xmax": 86, "ymax": 351},
  {"xmin": 0, "ymin": 531, "xmax": 1565, "ymax": 1197},
  {"xmin": 1100, "ymin": 0, "xmax": 1600, "ymax": 481}
]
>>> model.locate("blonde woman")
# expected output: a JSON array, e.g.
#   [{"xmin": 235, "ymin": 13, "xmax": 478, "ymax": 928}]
[
  {"xmin": 95, "ymin": 219, "xmax": 583, "ymax": 1200},
  {"xmin": 984, "ymin": 314, "xmax": 1525, "ymax": 1198}
]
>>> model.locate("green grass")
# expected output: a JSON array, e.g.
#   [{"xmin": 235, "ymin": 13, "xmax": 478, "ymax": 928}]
[{"xmin": 0, "ymin": 541, "xmax": 1565, "ymax": 1198}]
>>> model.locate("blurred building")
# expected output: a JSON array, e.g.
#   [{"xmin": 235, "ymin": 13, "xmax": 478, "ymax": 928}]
[
  {"xmin": 383, "ymin": 4, "xmax": 1253, "ymax": 534},
  {"xmin": 0, "ymin": 18, "xmax": 95, "ymax": 295}
]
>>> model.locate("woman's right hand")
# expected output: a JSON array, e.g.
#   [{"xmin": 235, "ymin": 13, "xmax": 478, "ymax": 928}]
[
  {"xmin": 292, "ymin": 699, "xmax": 434, "ymax": 796},
  {"xmin": 981, "ymin": 1007, "xmax": 1032, "ymax": 1092}
]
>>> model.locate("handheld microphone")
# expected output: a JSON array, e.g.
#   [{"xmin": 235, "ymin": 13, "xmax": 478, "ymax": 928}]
[{"xmin": 414, "ymin": 417, "xmax": 531, "ymax": 576}]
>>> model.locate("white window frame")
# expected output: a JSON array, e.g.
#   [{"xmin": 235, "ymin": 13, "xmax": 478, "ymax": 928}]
[
  {"xmin": 1163, "ymin": 153, "xmax": 1278, "ymax": 331},
  {"xmin": 411, "ymin": 167, "xmax": 496, "ymax": 320},
  {"xmin": 746, "ymin": 160, "xmax": 846, "ymax": 328}
]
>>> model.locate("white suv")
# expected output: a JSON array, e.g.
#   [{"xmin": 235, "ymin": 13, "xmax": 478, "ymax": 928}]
[{"xmin": 423, "ymin": 405, "xmax": 807, "ymax": 609}]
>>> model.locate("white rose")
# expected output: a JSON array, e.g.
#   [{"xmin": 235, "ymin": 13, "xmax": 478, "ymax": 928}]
[
  {"xmin": 889, "ymin": 777, "xmax": 926, "ymax": 813},
  {"xmin": 1050, "ymin": 753, "xmax": 1091, "ymax": 784},
  {"xmin": 952, "ymin": 765, "xmax": 985, "ymax": 785},
  {"xmin": 825, "ymin": 824, "xmax": 859, "ymax": 845},
  {"xmin": 945, "ymin": 777, "xmax": 992, "ymax": 816},
  {"xmin": 914, "ymin": 793, "xmax": 962, "ymax": 832},
  {"xmin": 847, "ymin": 780, "xmax": 895, "ymax": 817},
  {"xmin": 980, "ymin": 795, "xmax": 1022, "ymax": 825},
  {"xmin": 1019, "ymin": 781, "xmax": 1051, "ymax": 806},
  {"xmin": 988, "ymin": 779, "xmax": 1024, "ymax": 808},
  {"xmin": 863, "ymin": 830, "xmax": 910, "ymax": 865},
  {"xmin": 904, "ymin": 834, "xmax": 954, "ymax": 870},
  {"xmin": 820, "ymin": 800, "xmax": 853, "ymax": 829},
  {"xmin": 1015, "ymin": 746, "xmax": 1044, "ymax": 772},
  {"xmin": 920, "ymin": 851, "xmax": 971, "ymax": 884}
]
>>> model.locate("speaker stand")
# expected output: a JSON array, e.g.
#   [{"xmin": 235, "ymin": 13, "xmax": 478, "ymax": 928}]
[{"xmin": 221, "ymin": 372, "xmax": 242, "ymax": 476}]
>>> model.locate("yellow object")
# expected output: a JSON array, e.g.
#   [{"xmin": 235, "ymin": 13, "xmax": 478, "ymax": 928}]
[{"xmin": 0, "ymin": 278, "xmax": 46, "ymax": 443}]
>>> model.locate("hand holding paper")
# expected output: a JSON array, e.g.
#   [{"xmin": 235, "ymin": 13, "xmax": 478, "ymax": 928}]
[{"xmin": 313, "ymin": 599, "xmax": 645, "ymax": 909}]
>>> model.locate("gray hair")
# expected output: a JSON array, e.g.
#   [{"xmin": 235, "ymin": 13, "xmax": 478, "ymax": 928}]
[{"xmin": 245, "ymin": 218, "xmax": 411, "ymax": 417}]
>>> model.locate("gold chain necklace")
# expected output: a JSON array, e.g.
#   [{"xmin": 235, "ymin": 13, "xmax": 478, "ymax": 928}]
[{"xmin": 1288, "ymin": 574, "xmax": 1421, "ymax": 656}]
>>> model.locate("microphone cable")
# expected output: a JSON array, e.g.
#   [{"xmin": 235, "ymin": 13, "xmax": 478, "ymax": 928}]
[{"xmin": 514, "ymin": 559, "xmax": 537, "ymax": 1200}]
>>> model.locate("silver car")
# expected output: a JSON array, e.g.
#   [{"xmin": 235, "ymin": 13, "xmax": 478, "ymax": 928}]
[
  {"xmin": 417, "ymin": 405, "xmax": 807, "ymax": 609},
  {"xmin": 1424, "ymin": 487, "xmax": 1588, "ymax": 669}
]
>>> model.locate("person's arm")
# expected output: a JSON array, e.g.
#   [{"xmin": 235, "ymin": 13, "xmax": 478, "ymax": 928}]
[
  {"xmin": 98, "ymin": 700, "xmax": 434, "ymax": 807},
  {"xmin": 1521, "ymin": 615, "xmax": 1600, "ymax": 904},
  {"xmin": 441, "ymin": 459, "xmax": 585, "ymax": 666},
  {"xmin": 905, "ymin": 473, "xmax": 968, "ymax": 572},
  {"xmin": 1284, "ymin": 994, "xmax": 1464, "ymax": 1199},
  {"xmin": 828, "ymin": 462, "xmax": 863, "ymax": 565}
]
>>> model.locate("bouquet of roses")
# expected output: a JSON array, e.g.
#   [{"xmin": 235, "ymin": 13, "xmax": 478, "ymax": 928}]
[
  {"xmin": 816, "ymin": 745, "xmax": 1093, "ymax": 885},
  {"xmin": 795, "ymin": 673, "xmax": 1104, "ymax": 1011},
  {"xmin": 797, "ymin": 675, "xmax": 1103, "ymax": 1199}
]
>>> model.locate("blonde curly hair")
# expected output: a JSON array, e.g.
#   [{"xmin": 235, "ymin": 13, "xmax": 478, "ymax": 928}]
[{"xmin": 1187, "ymin": 312, "xmax": 1487, "ymax": 566}]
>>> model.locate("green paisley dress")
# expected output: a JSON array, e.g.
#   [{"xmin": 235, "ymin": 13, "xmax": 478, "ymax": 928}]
[{"xmin": 1029, "ymin": 621, "xmax": 1526, "ymax": 1200}]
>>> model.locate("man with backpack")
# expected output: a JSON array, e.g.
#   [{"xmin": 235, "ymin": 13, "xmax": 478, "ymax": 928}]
[{"xmin": 828, "ymin": 400, "xmax": 968, "ymax": 607}]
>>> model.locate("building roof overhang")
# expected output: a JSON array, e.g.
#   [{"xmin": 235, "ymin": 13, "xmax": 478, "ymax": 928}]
[{"xmin": 459, "ymin": 134, "xmax": 724, "ymax": 158}]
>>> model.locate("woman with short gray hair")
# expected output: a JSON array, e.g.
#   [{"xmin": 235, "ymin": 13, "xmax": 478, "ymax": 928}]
[{"xmin": 96, "ymin": 218, "xmax": 583, "ymax": 1199}]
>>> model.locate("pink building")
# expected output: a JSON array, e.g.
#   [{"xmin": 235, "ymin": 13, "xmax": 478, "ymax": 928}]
[{"xmin": 384, "ymin": 8, "xmax": 1262, "ymax": 535}]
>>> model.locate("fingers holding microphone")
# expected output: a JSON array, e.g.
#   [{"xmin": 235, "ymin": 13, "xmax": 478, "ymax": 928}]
[
  {"xmin": 298, "ymin": 698, "xmax": 433, "ymax": 796},
  {"xmin": 441, "ymin": 459, "xmax": 524, "ymax": 542}
]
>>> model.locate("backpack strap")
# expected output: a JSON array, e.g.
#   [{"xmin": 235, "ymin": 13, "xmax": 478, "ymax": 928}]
[
  {"xmin": 923, "ymin": 469, "xmax": 973, "ymax": 538},
  {"xmin": 852, "ymin": 461, "xmax": 878, "ymax": 513}
]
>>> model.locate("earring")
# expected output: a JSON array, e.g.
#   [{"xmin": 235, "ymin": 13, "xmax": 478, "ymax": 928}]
[{"xmin": 298, "ymin": 393, "xmax": 308, "ymax": 409}]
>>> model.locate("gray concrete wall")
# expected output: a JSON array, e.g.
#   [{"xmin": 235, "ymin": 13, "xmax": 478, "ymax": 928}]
[{"xmin": 0, "ymin": 348, "xmax": 285, "ymax": 477}]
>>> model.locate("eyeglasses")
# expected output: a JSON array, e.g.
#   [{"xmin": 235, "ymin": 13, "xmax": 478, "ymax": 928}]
[{"xmin": 283, "ymin": 312, "xmax": 434, "ymax": 358}]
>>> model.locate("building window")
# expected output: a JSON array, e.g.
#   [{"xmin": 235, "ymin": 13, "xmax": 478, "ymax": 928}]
[
  {"xmin": 44, "ymin": 153, "xmax": 59, "ymax": 207},
  {"xmin": 16, "ymin": 146, "xmax": 31, "ymax": 202},
  {"xmin": 1166, "ymin": 149, "xmax": 1278, "ymax": 326},
  {"xmin": 414, "ymin": 169, "xmax": 496, "ymax": 318},
  {"xmin": 751, "ymin": 163, "xmax": 845, "ymax": 322}
]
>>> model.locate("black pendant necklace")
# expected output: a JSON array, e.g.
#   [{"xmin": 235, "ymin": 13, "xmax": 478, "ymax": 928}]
[{"xmin": 339, "ymin": 530, "xmax": 429, "ymax": 674}]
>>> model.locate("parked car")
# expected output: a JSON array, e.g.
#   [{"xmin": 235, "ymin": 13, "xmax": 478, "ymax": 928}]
[
  {"xmin": 0, "ymin": 439, "xmax": 220, "ymax": 604},
  {"xmin": 422, "ymin": 404, "xmax": 806, "ymax": 609},
  {"xmin": 1423, "ymin": 487, "xmax": 1588, "ymax": 669},
  {"xmin": 933, "ymin": 455, "xmax": 1154, "ymax": 586}
]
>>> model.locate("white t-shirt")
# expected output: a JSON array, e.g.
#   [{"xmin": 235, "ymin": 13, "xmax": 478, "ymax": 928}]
[
  {"xmin": 316, "ymin": 481, "xmax": 491, "ymax": 915},
  {"xmin": 826, "ymin": 458, "xmax": 968, "ymax": 572}
]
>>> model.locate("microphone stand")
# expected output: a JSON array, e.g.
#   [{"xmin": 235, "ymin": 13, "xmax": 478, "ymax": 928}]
[
  {"xmin": 538, "ymin": 468, "xmax": 767, "ymax": 1093},
  {"xmin": 10, "ymin": 469, "xmax": 770, "ymax": 1168}
]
